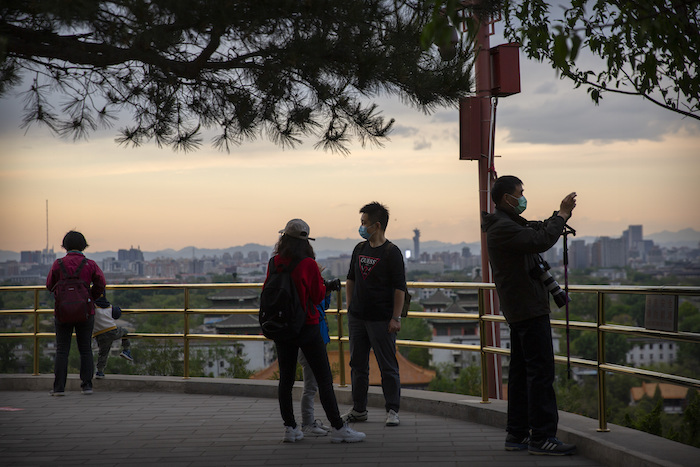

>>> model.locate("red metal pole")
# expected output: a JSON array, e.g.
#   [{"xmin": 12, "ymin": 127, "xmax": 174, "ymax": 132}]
[{"xmin": 474, "ymin": 17, "xmax": 502, "ymax": 400}]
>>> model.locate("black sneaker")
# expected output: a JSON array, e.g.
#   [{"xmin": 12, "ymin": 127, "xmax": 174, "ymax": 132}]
[
  {"xmin": 528, "ymin": 437, "xmax": 576, "ymax": 456},
  {"xmin": 504, "ymin": 433, "xmax": 530, "ymax": 451}
]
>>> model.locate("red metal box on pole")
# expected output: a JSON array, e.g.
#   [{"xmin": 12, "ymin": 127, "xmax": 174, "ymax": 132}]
[
  {"xmin": 490, "ymin": 43, "xmax": 521, "ymax": 97},
  {"xmin": 459, "ymin": 97, "xmax": 481, "ymax": 160}
]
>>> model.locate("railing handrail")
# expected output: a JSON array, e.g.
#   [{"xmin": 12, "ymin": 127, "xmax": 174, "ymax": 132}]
[{"xmin": 1, "ymin": 280, "xmax": 699, "ymax": 433}]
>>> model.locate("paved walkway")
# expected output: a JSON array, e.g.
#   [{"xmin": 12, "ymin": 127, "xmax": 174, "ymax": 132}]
[
  {"xmin": 1, "ymin": 375, "xmax": 697, "ymax": 466},
  {"xmin": 1, "ymin": 390, "xmax": 602, "ymax": 467}
]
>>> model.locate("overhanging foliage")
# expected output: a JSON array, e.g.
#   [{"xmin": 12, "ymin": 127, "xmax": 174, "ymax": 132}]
[{"xmin": 0, "ymin": 0, "xmax": 476, "ymax": 153}]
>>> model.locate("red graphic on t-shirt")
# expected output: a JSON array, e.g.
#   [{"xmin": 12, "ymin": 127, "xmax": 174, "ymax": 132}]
[{"xmin": 359, "ymin": 255, "xmax": 380, "ymax": 279}]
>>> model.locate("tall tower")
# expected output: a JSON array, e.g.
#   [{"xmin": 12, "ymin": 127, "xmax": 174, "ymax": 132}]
[
  {"xmin": 41, "ymin": 200, "xmax": 55, "ymax": 265},
  {"xmin": 45, "ymin": 199, "xmax": 49, "ymax": 252},
  {"xmin": 412, "ymin": 229, "xmax": 420, "ymax": 262}
]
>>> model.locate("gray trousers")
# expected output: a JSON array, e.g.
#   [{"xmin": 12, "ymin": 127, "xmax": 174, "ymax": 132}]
[
  {"xmin": 298, "ymin": 349, "xmax": 319, "ymax": 427},
  {"xmin": 95, "ymin": 327, "xmax": 130, "ymax": 372},
  {"xmin": 348, "ymin": 313, "xmax": 401, "ymax": 413}
]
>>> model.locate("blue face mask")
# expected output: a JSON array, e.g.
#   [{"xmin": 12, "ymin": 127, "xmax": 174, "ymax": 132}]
[
  {"xmin": 512, "ymin": 195, "xmax": 527, "ymax": 214},
  {"xmin": 359, "ymin": 225, "xmax": 371, "ymax": 240}
]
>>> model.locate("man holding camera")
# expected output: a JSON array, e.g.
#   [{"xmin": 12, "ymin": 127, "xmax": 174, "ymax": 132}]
[{"xmin": 481, "ymin": 175, "xmax": 577, "ymax": 456}]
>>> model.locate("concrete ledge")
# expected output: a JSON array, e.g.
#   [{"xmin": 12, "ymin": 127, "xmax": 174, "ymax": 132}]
[{"xmin": 1, "ymin": 374, "xmax": 696, "ymax": 467}]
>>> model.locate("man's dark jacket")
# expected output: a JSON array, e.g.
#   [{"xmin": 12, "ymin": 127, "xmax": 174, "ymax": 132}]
[{"xmin": 481, "ymin": 208, "xmax": 566, "ymax": 324}]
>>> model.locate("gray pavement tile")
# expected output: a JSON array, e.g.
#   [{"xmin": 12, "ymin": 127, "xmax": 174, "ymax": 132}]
[{"xmin": 0, "ymin": 390, "xmax": 607, "ymax": 467}]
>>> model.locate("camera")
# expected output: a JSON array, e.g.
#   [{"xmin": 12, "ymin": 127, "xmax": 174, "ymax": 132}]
[
  {"xmin": 530, "ymin": 260, "xmax": 570, "ymax": 308},
  {"xmin": 324, "ymin": 278, "xmax": 341, "ymax": 292}
]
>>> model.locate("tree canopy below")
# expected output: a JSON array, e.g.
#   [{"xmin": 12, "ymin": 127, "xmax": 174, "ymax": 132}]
[{"xmin": 0, "ymin": 0, "xmax": 479, "ymax": 153}]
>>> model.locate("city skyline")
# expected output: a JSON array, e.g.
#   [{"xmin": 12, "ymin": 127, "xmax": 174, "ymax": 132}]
[
  {"xmin": 2, "ymin": 23, "xmax": 699, "ymax": 253},
  {"xmin": 6, "ymin": 223, "xmax": 698, "ymax": 261}
]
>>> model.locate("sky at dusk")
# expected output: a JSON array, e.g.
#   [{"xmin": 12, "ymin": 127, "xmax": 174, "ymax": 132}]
[{"xmin": 1, "ymin": 22, "xmax": 699, "ymax": 254}]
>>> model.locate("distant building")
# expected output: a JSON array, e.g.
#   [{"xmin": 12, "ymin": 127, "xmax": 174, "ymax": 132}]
[
  {"xmin": 543, "ymin": 246, "xmax": 561, "ymax": 267},
  {"xmin": 623, "ymin": 225, "xmax": 644, "ymax": 260},
  {"xmin": 454, "ymin": 289, "xmax": 479, "ymax": 312},
  {"xmin": 570, "ymin": 239, "xmax": 590, "ymax": 270},
  {"xmin": 630, "ymin": 382, "xmax": 696, "ymax": 414},
  {"xmin": 591, "ymin": 236, "xmax": 626, "ymax": 268},
  {"xmin": 421, "ymin": 290, "xmax": 453, "ymax": 313},
  {"xmin": 41, "ymin": 248, "xmax": 56, "ymax": 265},
  {"xmin": 412, "ymin": 229, "xmax": 420, "ymax": 262},
  {"xmin": 20, "ymin": 250, "xmax": 41, "ymax": 264},
  {"xmin": 626, "ymin": 339, "xmax": 677, "ymax": 367},
  {"xmin": 317, "ymin": 255, "xmax": 351, "ymax": 279},
  {"xmin": 118, "ymin": 247, "xmax": 144, "ymax": 262},
  {"xmin": 591, "ymin": 268, "xmax": 628, "ymax": 281},
  {"xmin": 406, "ymin": 261, "xmax": 444, "ymax": 274},
  {"xmin": 143, "ymin": 258, "xmax": 179, "ymax": 278},
  {"xmin": 206, "ymin": 288, "xmax": 273, "ymax": 373},
  {"xmin": 252, "ymin": 350, "xmax": 435, "ymax": 389}
]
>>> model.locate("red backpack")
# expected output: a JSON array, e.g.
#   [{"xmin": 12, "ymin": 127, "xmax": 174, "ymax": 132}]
[{"xmin": 52, "ymin": 258, "xmax": 93, "ymax": 324}]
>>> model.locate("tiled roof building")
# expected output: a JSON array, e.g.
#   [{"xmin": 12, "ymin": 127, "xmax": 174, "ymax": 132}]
[{"xmin": 252, "ymin": 350, "xmax": 435, "ymax": 388}]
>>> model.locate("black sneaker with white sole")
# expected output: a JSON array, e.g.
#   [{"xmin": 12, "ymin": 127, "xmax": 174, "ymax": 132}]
[
  {"xmin": 528, "ymin": 437, "xmax": 576, "ymax": 456},
  {"xmin": 504, "ymin": 433, "xmax": 530, "ymax": 451}
]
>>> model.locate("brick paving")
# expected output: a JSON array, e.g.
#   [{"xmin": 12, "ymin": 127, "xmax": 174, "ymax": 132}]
[{"xmin": 1, "ymin": 390, "xmax": 604, "ymax": 467}]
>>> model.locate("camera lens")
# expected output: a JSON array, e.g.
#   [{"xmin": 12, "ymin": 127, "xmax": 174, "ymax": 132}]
[{"xmin": 537, "ymin": 270, "xmax": 570, "ymax": 308}]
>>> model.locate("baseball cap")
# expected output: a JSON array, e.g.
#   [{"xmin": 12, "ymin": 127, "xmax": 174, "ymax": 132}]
[{"xmin": 279, "ymin": 218, "xmax": 315, "ymax": 241}]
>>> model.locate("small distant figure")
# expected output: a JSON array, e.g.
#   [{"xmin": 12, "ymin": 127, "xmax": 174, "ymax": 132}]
[
  {"xmin": 46, "ymin": 231, "xmax": 105, "ymax": 396},
  {"xmin": 297, "ymin": 278, "xmax": 341, "ymax": 437},
  {"xmin": 93, "ymin": 292, "xmax": 133, "ymax": 379}
]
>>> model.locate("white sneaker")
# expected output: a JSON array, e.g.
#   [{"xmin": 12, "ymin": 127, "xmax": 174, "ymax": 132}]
[
  {"xmin": 385, "ymin": 409, "xmax": 400, "ymax": 426},
  {"xmin": 330, "ymin": 422, "xmax": 366, "ymax": 443},
  {"xmin": 283, "ymin": 426, "xmax": 304, "ymax": 443},
  {"xmin": 302, "ymin": 420, "xmax": 330, "ymax": 437}
]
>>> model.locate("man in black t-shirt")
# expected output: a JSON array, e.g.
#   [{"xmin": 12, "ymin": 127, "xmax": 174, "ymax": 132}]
[{"xmin": 343, "ymin": 202, "xmax": 406, "ymax": 427}]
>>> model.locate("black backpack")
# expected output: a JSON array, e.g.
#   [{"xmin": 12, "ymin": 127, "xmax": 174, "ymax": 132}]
[
  {"xmin": 259, "ymin": 257, "xmax": 307, "ymax": 341},
  {"xmin": 52, "ymin": 258, "xmax": 93, "ymax": 324}
]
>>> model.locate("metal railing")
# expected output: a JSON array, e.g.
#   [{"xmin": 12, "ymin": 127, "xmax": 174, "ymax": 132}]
[{"xmin": 1, "ymin": 281, "xmax": 699, "ymax": 432}]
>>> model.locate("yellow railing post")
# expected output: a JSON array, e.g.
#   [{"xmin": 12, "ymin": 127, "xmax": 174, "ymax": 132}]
[
  {"xmin": 337, "ymin": 287, "xmax": 346, "ymax": 387},
  {"xmin": 33, "ymin": 289, "xmax": 40, "ymax": 375},
  {"xmin": 183, "ymin": 286, "xmax": 190, "ymax": 379},
  {"xmin": 478, "ymin": 289, "xmax": 490, "ymax": 403},
  {"xmin": 596, "ymin": 291, "xmax": 610, "ymax": 432}
]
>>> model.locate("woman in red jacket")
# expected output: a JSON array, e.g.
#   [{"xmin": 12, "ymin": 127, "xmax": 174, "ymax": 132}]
[
  {"xmin": 264, "ymin": 219, "xmax": 365, "ymax": 444},
  {"xmin": 46, "ymin": 231, "xmax": 106, "ymax": 396}
]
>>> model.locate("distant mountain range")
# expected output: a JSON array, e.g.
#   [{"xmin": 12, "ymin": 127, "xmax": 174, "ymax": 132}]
[{"xmin": 2, "ymin": 228, "xmax": 698, "ymax": 263}]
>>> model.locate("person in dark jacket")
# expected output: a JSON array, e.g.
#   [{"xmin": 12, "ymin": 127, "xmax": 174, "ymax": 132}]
[
  {"xmin": 46, "ymin": 231, "xmax": 106, "ymax": 396},
  {"xmin": 481, "ymin": 176, "xmax": 577, "ymax": 456}
]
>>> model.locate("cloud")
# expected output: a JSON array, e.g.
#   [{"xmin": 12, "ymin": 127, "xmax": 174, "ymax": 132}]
[
  {"xmin": 494, "ymin": 56, "xmax": 700, "ymax": 145},
  {"xmin": 431, "ymin": 110, "xmax": 460, "ymax": 123},
  {"xmin": 497, "ymin": 90, "xmax": 696, "ymax": 145},
  {"xmin": 413, "ymin": 137, "xmax": 432, "ymax": 150},
  {"xmin": 533, "ymin": 81, "xmax": 557, "ymax": 95},
  {"xmin": 389, "ymin": 124, "xmax": 420, "ymax": 137},
  {"xmin": 486, "ymin": 15, "xmax": 700, "ymax": 146}
]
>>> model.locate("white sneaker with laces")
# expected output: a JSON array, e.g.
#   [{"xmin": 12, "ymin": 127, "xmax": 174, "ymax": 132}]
[
  {"xmin": 330, "ymin": 422, "xmax": 366, "ymax": 443},
  {"xmin": 385, "ymin": 409, "xmax": 400, "ymax": 426},
  {"xmin": 283, "ymin": 426, "xmax": 304, "ymax": 443},
  {"xmin": 302, "ymin": 420, "xmax": 330, "ymax": 437}
]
